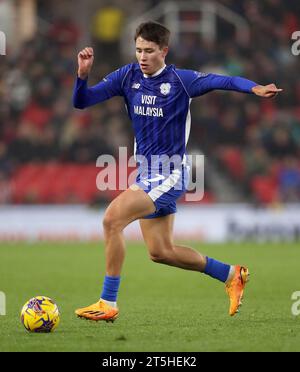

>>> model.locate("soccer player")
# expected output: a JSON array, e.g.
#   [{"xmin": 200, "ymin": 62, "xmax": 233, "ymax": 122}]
[{"xmin": 73, "ymin": 21, "xmax": 282, "ymax": 321}]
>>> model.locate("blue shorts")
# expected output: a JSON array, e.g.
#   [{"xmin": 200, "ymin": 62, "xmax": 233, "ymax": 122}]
[{"xmin": 136, "ymin": 166, "xmax": 189, "ymax": 219}]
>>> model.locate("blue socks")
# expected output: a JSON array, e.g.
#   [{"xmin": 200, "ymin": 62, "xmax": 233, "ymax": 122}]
[
  {"xmin": 100, "ymin": 275, "xmax": 121, "ymax": 302},
  {"xmin": 204, "ymin": 257, "xmax": 231, "ymax": 283},
  {"xmin": 100, "ymin": 259, "xmax": 230, "ymax": 304}
]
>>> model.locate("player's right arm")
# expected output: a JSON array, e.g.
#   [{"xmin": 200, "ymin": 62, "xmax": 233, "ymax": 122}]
[{"xmin": 73, "ymin": 47, "xmax": 128, "ymax": 109}]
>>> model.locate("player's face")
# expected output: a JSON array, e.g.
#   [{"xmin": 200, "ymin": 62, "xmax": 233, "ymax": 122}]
[{"xmin": 135, "ymin": 37, "xmax": 168, "ymax": 75}]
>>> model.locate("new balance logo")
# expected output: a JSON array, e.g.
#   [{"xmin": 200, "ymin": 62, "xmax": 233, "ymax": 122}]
[{"xmin": 132, "ymin": 83, "xmax": 140, "ymax": 89}]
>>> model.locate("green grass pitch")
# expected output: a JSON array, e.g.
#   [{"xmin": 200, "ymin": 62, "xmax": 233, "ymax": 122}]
[{"xmin": 0, "ymin": 241, "xmax": 299, "ymax": 352}]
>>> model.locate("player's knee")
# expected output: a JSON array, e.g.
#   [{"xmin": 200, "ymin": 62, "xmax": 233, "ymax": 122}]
[
  {"xmin": 102, "ymin": 213, "xmax": 122, "ymax": 233},
  {"xmin": 149, "ymin": 244, "xmax": 173, "ymax": 264},
  {"xmin": 150, "ymin": 253, "xmax": 167, "ymax": 264}
]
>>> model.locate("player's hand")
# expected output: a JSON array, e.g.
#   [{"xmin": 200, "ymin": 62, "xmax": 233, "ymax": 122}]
[
  {"xmin": 77, "ymin": 47, "xmax": 94, "ymax": 79},
  {"xmin": 252, "ymin": 84, "xmax": 283, "ymax": 98}
]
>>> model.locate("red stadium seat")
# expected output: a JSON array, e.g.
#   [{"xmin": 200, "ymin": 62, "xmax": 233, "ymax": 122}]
[
  {"xmin": 221, "ymin": 147, "xmax": 245, "ymax": 180},
  {"xmin": 11, "ymin": 163, "xmax": 120, "ymax": 204},
  {"xmin": 251, "ymin": 175, "xmax": 278, "ymax": 204}
]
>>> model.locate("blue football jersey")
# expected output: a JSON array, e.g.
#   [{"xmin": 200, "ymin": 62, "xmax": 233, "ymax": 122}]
[{"xmin": 73, "ymin": 63, "xmax": 256, "ymax": 172}]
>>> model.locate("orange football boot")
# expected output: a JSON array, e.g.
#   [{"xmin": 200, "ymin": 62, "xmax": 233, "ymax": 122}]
[
  {"xmin": 225, "ymin": 265, "xmax": 249, "ymax": 316},
  {"xmin": 75, "ymin": 300, "xmax": 119, "ymax": 322}
]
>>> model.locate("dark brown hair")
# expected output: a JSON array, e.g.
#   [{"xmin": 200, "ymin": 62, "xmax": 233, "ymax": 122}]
[{"xmin": 134, "ymin": 21, "xmax": 170, "ymax": 48}]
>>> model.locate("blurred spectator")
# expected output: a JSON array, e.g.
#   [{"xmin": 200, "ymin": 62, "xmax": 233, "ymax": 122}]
[
  {"xmin": 34, "ymin": 126, "xmax": 60, "ymax": 162},
  {"xmin": 243, "ymin": 144, "xmax": 270, "ymax": 181},
  {"xmin": 278, "ymin": 157, "xmax": 300, "ymax": 202},
  {"xmin": 0, "ymin": 142, "xmax": 12, "ymax": 176},
  {"xmin": 48, "ymin": 16, "xmax": 80, "ymax": 49},
  {"xmin": 0, "ymin": 172, "xmax": 12, "ymax": 204},
  {"xmin": 5, "ymin": 68, "xmax": 31, "ymax": 113},
  {"xmin": 265, "ymin": 127, "xmax": 298, "ymax": 158},
  {"xmin": 8, "ymin": 125, "xmax": 37, "ymax": 165},
  {"xmin": 215, "ymin": 109, "xmax": 245, "ymax": 146},
  {"xmin": 66, "ymin": 124, "xmax": 115, "ymax": 163}
]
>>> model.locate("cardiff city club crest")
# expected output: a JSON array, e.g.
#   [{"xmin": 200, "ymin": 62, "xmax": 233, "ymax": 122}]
[{"xmin": 160, "ymin": 83, "xmax": 171, "ymax": 95}]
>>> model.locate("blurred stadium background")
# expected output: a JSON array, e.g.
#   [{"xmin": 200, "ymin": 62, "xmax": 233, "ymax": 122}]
[{"xmin": 0, "ymin": 0, "xmax": 300, "ymax": 242}]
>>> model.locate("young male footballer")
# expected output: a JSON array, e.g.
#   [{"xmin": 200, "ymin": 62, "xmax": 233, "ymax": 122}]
[{"xmin": 73, "ymin": 21, "xmax": 282, "ymax": 322}]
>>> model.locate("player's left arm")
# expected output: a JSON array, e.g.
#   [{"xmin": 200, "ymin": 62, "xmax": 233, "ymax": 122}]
[
  {"xmin": 182, "ymin": 71, "xmax": 283, "ymax": 98},
  {"xmin": 207, "ymin": 75, "xmax": 283, "ymax": 97}
]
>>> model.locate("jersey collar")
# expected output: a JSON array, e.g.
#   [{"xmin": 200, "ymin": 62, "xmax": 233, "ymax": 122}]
[{"xmin": 143, "ymin": 64, "xmax": 166, "ymax": 78}]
